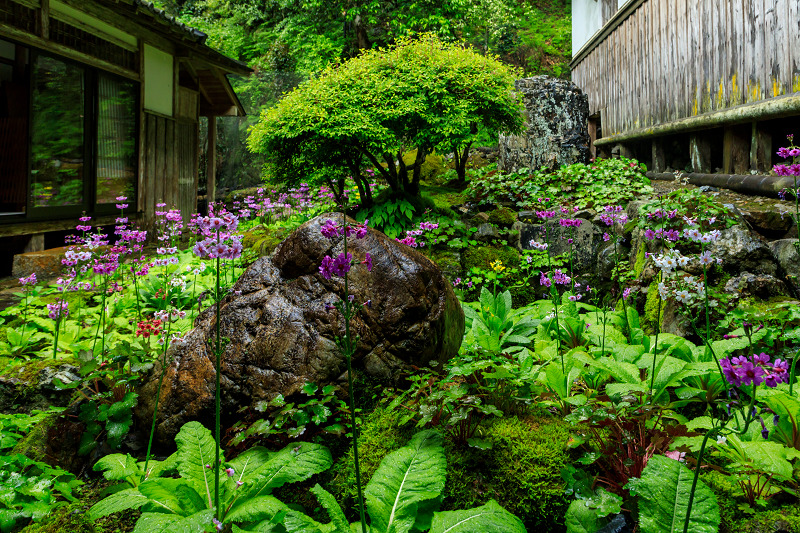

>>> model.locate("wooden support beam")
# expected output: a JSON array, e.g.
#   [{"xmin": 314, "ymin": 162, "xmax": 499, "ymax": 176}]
[
  {"xmin": 723, "ymin": 126, "xmax": 750, "ymax": 175},
  {"xmin": 587, "ymin": 118, "xmax": 598, "ymax": 160},
  {"xmin": 207, "ymin": 115, "xmax": 217, "ymax": 211},
  {"xmin": 690, "ymin": 134, "xmax": 712, "ymax": 173},
  {"xmin": 651, "ymin": 139, "xmax": 666, "ymax": 172},
  {"xmin": 750, "ymin": 122, "xmax": 772, "ymax": 173},
  {"xmin": 39, "ymin": 0, "xmax": 49, "ymax": 39}
]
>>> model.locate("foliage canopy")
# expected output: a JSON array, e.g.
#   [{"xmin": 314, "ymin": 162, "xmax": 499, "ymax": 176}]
[{"xmin": 248, "ymin": 35, "xmax": 524, "ymax": 202}]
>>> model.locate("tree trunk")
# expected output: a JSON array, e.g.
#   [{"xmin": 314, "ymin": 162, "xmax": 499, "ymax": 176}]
[
  {"xmin": 454, "ymin": 142, "xmax": 472, "ymax": 182},
  {"xmin": 408, "ymin": 147, "xmax": 427, "ymax": 197}
]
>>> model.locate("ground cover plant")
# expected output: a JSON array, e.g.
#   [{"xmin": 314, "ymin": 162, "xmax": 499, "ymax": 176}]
[{"xmin": 1, "ymin": 140, "xmax": 799, "ymax": 533}]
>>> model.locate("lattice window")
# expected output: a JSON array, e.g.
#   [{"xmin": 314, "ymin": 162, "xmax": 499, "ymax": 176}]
[
  {"xmin": 0, "ymin": 0, "xmax": 37, "ymax": 34},
  {"xmin": 50, "ymin": 19, "xmax": 138, "ymax": 71}
]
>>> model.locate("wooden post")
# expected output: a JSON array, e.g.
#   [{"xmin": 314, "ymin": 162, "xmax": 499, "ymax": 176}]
[
  {"xmin": 690, "ymin": 134, "xmax": 712, "ymax": 173},
  {"xmin": 617, "ymin": 144, "xmax": 634, "ymax": 159},
  {"xmin": 723, "ymin": 126, "xmax": 750, "ymax": 174},
  {"xmin": 39, "ymin": 0, "xmax": 49, "ymax": 39},
  {"xmin": 750, "ymin": 122, "xmax": 772, "ymax": 172},
  {"xmin": 207, "ymin": 115, "xmax": 217, "ymax": 213},
  {"xmin": 651, "ymin": 139, "xmax": 666, "ymax": 172},
  {"xmin": 588, "ymin": 118, "xmax": 598, "ymax": 160}
]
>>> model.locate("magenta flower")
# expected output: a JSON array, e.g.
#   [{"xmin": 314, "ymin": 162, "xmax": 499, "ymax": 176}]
[
  {"xmin": 362, "ymin": 252, "xmax": 373, "ymax": 272},
  {"xmin": 539, "ymin": 271, "xmax": 552, "ymax": 287}
]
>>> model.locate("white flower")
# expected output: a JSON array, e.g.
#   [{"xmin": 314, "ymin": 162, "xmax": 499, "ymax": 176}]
[
  {"xmin": 674, "ymin": 289, "xmax": 692, "ymax": 303},
  {"xmin": 716, "ymin": 435, "xmax": 727, "ymax": 445},
  {"xmin": 677, "ymin": 255, "xmax": 691, "ymax": 268},
  {"xmin": 699, "ymin": 251, "xmax": 714, "ymax": 266}
]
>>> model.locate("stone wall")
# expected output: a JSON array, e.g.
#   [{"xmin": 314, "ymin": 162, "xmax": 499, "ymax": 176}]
[{"xmin": 499, "ymin": 76, "xmax": 590, "ymax": 172}]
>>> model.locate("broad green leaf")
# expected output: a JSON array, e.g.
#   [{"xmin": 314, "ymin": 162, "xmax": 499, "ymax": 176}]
[
  {"xmin": 174, "ymin": 421, "xmax": 218, "ymax": 504},
  {"xmin": 93, "ymin": 453, "xmax": 140, "ymax": 481},
  {"xmin": 311, "ymin": 484, "xmax": 349, "ymax": 533},
  {"xmin": 564, "ymin": 499, "xmax": 605, "ymax": 533},
  {"xmin": 238, "ymin": 442, "xmax": 332, "ymax": 501},
  {"xmin": 88, "ymin": 488, "xmax": 149, "ymax": 520},
  {"xmin": 626, "ymin": 455, "xmax": 719, "ymax": 533},
  {"xmin": 139, "ymin": 478, "xmax": 206, "ymax": 516},
  {"xmin": 429, "ymin": 499, "xmax": 526, "ymax": 533},
  {"xmin": 226, "ymin": 495, "xmax": 290, "ymax": 524},
  {"xmin": 366, "ymin": 430, "xmax": 446, "ymax": 533}
]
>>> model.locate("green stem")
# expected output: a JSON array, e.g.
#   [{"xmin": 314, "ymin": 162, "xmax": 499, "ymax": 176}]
[
  {"xmin": 342, "ymin": 211, "xmax": 368, "ymax": 533},
  {"xmin": 214, "ymin": 242, "xmax": 221, "ymax": 519},
  {"xmin": 53, "ymin": 314, "xmax": 61, "ymax": 360},
  {"xmin": 143, "ymin": 318, "xmax": 172, "ymax": 480},
  {"xmin": 544, "ymin": 224, "xmax": 562, "ymax": 372},
  {"xmin": 683, "ymin": 429, "xmax": 714, "ymax": 533},
  {"xmin": 789, "ymin": 349, "xmax": 799, "ymax": 396}
]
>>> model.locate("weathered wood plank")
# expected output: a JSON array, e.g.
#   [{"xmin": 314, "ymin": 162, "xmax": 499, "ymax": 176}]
[
  {"xmin": 155, "ymin": 115, "xmax": 165, "ymax": 207},
  {"xmin": 144, "ymin": 113, "xmax": 156, "ymax": 224},
  {"xmin": 790, "ymin": 0, "xmax": 800, "ymax": 93},
  {"xmin": 723, "ymin": 126, "xmax": 750, "ymax": 174},
  {"xmin": 688, "ymin": 0, "xmax": 699, "ymax": 115},
  {"xmin": 731, "ymin": 0, "xmax": 744, "ymax": 106}
]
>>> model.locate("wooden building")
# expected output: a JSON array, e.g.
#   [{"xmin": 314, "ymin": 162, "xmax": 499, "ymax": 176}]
[
  {"xmin": 0, "ymin": 0, "xmax": 249, "ymax": 262},
  {"xmin": 571, "ymin": 0, "xmax": 800, "ymax": 176}
]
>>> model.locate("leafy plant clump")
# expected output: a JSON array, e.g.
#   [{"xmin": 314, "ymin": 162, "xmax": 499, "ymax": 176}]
[{"xmin": 468, "ymin": 158, "xmax": 652, "ymax": 209}]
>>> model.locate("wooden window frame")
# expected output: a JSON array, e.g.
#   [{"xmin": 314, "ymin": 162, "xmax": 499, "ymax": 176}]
[{"xmin": 1, "ymin": 38, "xmax": 140, "ymax": 224}]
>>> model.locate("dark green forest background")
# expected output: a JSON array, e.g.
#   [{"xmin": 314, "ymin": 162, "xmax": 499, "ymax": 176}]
[{"xmin": 153, "ymin": 0, "xmax": 571, "ymax": 191}]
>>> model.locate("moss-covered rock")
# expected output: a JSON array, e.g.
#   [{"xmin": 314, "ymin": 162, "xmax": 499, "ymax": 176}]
[
  {"xmin": 642, "ymin": 279, "xmax": 666, "ymax": 335},
  {"xmin": 11, "ymin": 415, "xmax": 57, "ymax": 463},
  {"xmin": 425, "ymin": 249, "xmax": 462, "ymax": 281},
  {"xmin": 326, "ymin": 407, "xmax": 414, "ymax": 512},
  {"xmin": 441, "ymin": 415, "xmax": 571, "ymax": 531},
  {"xmin": 463, "ymin": 244, "xmax": 520, "ymax": 273},
  {"xmin": 328, "ymin": 409, "xmax": 570, "ymax": 531},
  {"xmin": 487, "ymin": 207, "xmax": 517, "ymax": 228},
  {"xmin": 240, "ymin": 225, "xmax": 292, "ymax": 257}
]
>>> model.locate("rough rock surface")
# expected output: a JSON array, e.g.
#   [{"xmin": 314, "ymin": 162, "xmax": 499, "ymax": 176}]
[
  {"xmin": 769, "ymin": 239, "xmax": 800, "ymax": 293},
  {"xmin": 724, "ymin": 272, "xmax": 789, "ymax": 299},
  {"xmin": 708, "ymin": 225, "xmax": 777, "ymax": 276},
  {"xmin": 11, "ymin": 246, "xmax": 71, "ymax": 280},
  {"xmin": 0, "ymin": 362, "xmax": 81, "ymax": 413},
  {"xmin": 514, "ymin": 218, "xmax": 605, "ymax": 274},
  {"xmin": 137, "ymin": 214, "xmax": 465, "ymax": 443},
  {"xmin": 498, "ymin": 76, "xmax": 590, "ymax": 172}
]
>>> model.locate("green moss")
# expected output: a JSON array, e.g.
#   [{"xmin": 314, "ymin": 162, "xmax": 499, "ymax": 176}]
[
  {"xmin": 11, "ymin": 415, "xmax": 58, "ymax": 463},
  {"xmin": 20, "ymin": 480, "xmax": 141, "ymax": 533},
  {"xmin": 424, "ymin": 249, "xmax": 462, "ymax": 280},
  {"xmin": 326, "ymin": 406, "xmax": 414, "ymax": 512},
  {"xmin": 224, "ymin": 186, "xmax": 261, "ymax": 204},
  {"xmin": 633, "ymin": 243, "xmax": 646, "ymax": 278},
  {"xmin": 487, "ymin": 207, "xmax": 517, "ymax": 228},
  {"xmin": 442, "ymin": 415, "xmax": 570, "ymax": 531},
  {"xmin": 2, "ymin": 357, "xmax": 78, "ymax": 387},
  {"xmin": 240, "ymin": 225, "xmax": 292, "ymax": 256},
  {"xmin": 737, "ymin": 506, "xmax": 800, "ymax": 533},
  {"xmin": 463, "ymin": 245, "xmax": 520, "ymax": 273},
  {"xmin": 642, "ymin": 279, "xmax": 666, "ymax": 335}
]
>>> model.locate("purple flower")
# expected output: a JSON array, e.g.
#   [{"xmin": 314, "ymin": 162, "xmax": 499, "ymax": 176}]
[
  {"xmin": 362, "ymin": 252, "xmax": 373, "ymax": 272},
  {"xmin": 19, "ymin": 273, "xmax": 36, "ymax": 286},
  {"xmin": 47, "ymin": 300, "xmax": 69, "ymax": 320},
  {"xmin": 225, "ymin": 467, "xmax": 235, "ymax": 477},
  {"xmin": 332, "ymin": 252, "xmax": 352, "ymax": 277},
  {"xmin": 320, "ymin": 219, "xmax": 339, "ymax": 239},
  {"xmin": 539, "ymin": 271, "xmax": 551, "ymax": 287},
  {"xmin": 319, "ymin": 255, "xmax": 335, "ymax": 280}
]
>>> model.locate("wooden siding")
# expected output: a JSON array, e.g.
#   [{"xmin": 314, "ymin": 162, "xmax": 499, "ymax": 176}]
[
  {"xmin": 141, "ymin": 112, "xmax": 198, "ymax": 226},
  {"xmin": 571, "ymin": 0, "xmax": 800, "ymax": 137}
]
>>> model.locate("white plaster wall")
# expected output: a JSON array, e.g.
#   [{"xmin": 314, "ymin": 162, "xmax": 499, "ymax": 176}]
[
  {"xmin": 144, "ymin": 45, "xmax": 174, "ymax": 117},
  {"xmin": 572, "ymin": 0, "xmax": 604, "ymax": 56}
]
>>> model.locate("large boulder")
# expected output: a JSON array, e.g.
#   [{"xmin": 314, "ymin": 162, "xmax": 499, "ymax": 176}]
[
  {"xmin": 498, "ymin": 76, "xmax": 590, "ymax": 172},
  {"xmin": 137, "ymin": 214, "xmax": 464, "ymax": 444}
]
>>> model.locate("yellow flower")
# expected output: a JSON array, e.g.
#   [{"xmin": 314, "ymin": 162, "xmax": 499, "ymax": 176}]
[{"xmin": 490, "ymin": 259, "xmax": 505, "ymax": 273}]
